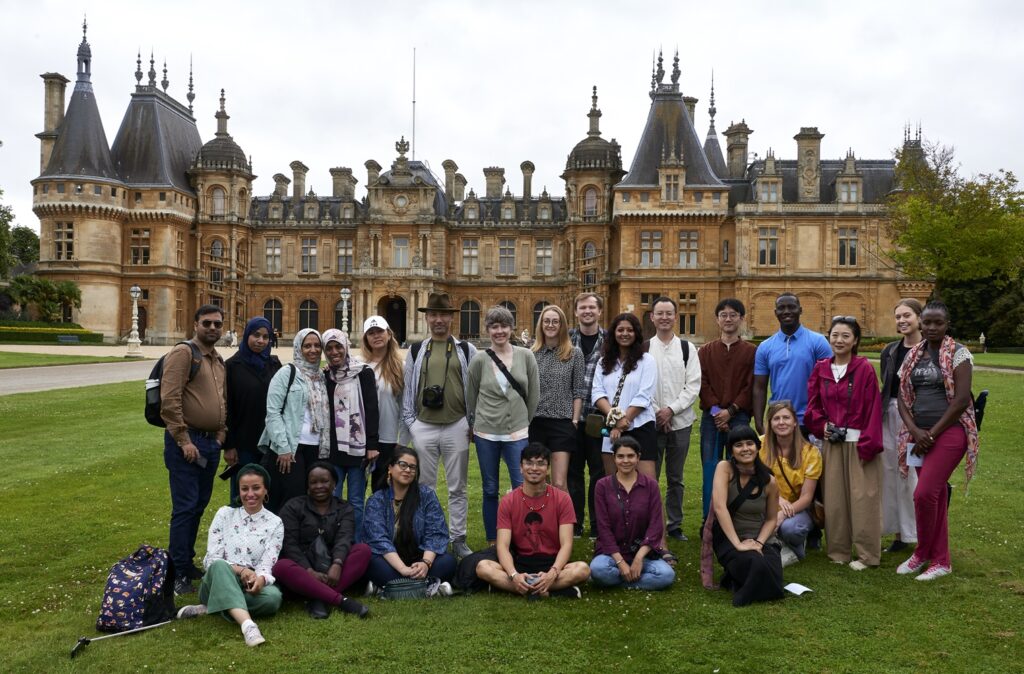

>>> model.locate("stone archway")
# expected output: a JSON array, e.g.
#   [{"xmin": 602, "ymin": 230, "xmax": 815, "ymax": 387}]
[{"xmin": 378, "ymin": 295, "xmax": 408, "ymax": 345}]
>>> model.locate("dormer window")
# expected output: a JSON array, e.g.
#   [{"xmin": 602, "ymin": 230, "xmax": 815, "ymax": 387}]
[
  {"xmin": 539, "ymin": 206, "xmax": 550, "ymax": 220},
  {"xmin": 759, "ymin": 181, "xmax": 779, "ymax": 203},
  {"xmin": 839, "ymin": 181, "xmax": 859, "ymax": 203},
  {"xmin": 503, "ymin": 206, "xmax": 514, "ymax": 220},
  {"xmin": 663, "ymin": 175, "xmax": 679, "ymax": 202},
  {"xmin": 466, "ymin": 206, "xmax": 478, "ymax": 220}
]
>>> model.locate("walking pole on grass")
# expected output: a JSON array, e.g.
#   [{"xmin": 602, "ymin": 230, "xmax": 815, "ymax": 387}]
[{"xmin": 70, "ymin": 620, "xmax": 173, "ymax": 658}]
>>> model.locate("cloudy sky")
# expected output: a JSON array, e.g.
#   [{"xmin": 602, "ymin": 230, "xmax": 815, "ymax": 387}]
[{"xmin": 2, "ymin": 0, "xmax": 1021, "ymax": 231}]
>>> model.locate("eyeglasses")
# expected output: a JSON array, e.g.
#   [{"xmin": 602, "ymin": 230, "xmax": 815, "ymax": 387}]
[
  {"xmin": 522, "ymin": 460, "xmax": 549, "ymax": 468},
  {"xmin": 200, "ymin": 320, "xmax": 224, "ymax": 328},
  {"xmin": 541, "ymin": 319, "xmax": 560, "ymax": 326},
  {"xmin": 832, "ymin": 315, "xmax": 857, "ymax": 323},
  {"xmin": 394, "ymin": 460, "xmax": 418, "ymax": 472},
  {"xmin": 717, "ymin": 312, "xmax": 741, "ymax": 319}
]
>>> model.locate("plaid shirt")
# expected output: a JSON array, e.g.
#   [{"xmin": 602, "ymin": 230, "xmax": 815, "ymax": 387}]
[{"xmin": 569, "ymin": 327, "xmax": 606, "ymax": 416}]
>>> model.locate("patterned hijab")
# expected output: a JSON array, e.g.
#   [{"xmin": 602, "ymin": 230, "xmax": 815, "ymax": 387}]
[
  {"xmin": 237, "ymin": 316, "xmax": 273, "ymax": 370},
  {"xmin": 322, "ymin": 329, "xmax": 368, "ymax": 457},
  {"xmin": 292, "ymin": 329, "xmax": 331, "ymax": 458}
]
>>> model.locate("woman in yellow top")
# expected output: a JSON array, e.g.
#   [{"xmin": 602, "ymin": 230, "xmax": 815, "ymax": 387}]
[{"xmin": 760, "ymin": 400, "xmax": 822, "ymax": 566}]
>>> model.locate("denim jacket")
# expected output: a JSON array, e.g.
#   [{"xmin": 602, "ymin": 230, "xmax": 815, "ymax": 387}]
[
  {"xmin": 257, "ymin": 364, "xmax": 311, "ymax": 456},
  {"xmin": 361, "ymin": 484, "xmax": 450, "ymax": 556}
]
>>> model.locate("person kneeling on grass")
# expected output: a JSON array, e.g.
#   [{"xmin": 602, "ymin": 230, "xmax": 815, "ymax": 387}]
[
  {"xmin": 476, "ymin": 443, "xmax": 591, "ymax": 599},
  {"xmin": 176, "ymin": 464, "xmax": 283, "ymax": 647}
]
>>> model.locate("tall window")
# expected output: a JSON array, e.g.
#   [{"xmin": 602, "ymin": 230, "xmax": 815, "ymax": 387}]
[
  {"xmin": 210, "ymin": 267, "xmax": 223, "ymax": 289},
  {"xmin": 176, "ymin": 231, "xmax": 186, "ymax": 267},
  {"xmin": 532, "ymin": 301, "xmax": 551, "ymax": 329},
  {"xmin": 535, "ymin": 239, "xmax": 553, "ymax": 275},
  {"xmin": 502, "ymin": 205, "xmax": 514, "ymax": 220},
  {"xmin": 460, "ymin": 301, "xmax": 481, "ymax": 338},
  {"xmin": 583, "ymin": 269, "xmax": 597, "ymax": 287},
  {"xmin": 130, "ymin": 228, "xmax": 150, "ymax": 265},
  {"xmin": 299, "ymin": 300, "xmax": 319, "ymax": 331},
  {"xmin": 678, "ymin": 292, "xmax": 697, "ymax": 335},
  {"xmin": 301, "ymin": 238, "xmax": 318, "ymax": 273},
  {"xmin": 838, "ymin": 228, "xmax": 858, "ymax": 266},
  {"xmin": 760, "ymin": 182, "xmax": 778, "ymax": 203},
  {"xmin": 678, "ymin": 230, "xmax": 698, "ymax": 268},
  {"xmin": 664, "ymin": 175, "xmax": 679, "ymax": 202},
  {"xmin": 499, "ymin": 300, "xmax": 517, "ymax": 328},
  {"xmin": 840, "ymin": 182, "xmax": 859, "ymax": 203},
  {"xmin": 211, "ymin": 187, "xmax": 226, "ymax": 215},
  {"xmin": 263, "ymin": 299, "xmax": 283, "ymax": 335},
  {"xmin": 337, "ymin": 238, "xmax": 354, "ymax": 273},
  {"xmin": 758, "ymin": 227, "xmax": 779, "ymax": 266},
  {"xmin": 462, "ymin": 238, "xmax": 479, "ymax": 275},
  {"xmin": 583, "ymin": 187, "xmax": 598, "ymax": 216},
  {"xmin": 393, "ymin": 236, "xmax": 410, "ymax": 268},
  {"xmin": 210, "ymin": 240, "xmax": 224, "ymax": 259},
  {"xmin": 499, "ymin": 238, "xmax": 517, "ymax": 275},
  {"xmin": 265, "ymin": 238, "xmax": 282, "ymax": 274},
  {"xmin": 54, "ymin": 222, "xmax": 74, "ymax": 260},
  {"xmin": 175, "ymin": 289, "xmax": 184, "ymax": 331},
  {"xmin": 334, "ymin": 300, "xmax": 352, "ymax": 330},
  {"xmin": 583, "ymin": 241, "xmax": 597, "ymax": 261},
  {"xmin": 640, "ymin": 231, "xmax": 662, "ymax": 267}
]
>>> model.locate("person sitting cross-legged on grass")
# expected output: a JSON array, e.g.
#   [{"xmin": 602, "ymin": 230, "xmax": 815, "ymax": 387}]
[
  {"xmin": 176, "ymin": 464, "xmax": 284, "ymax": 647},
  {"xmin": 589, "ymin": 436, "xmax": 675, "ymax": 591},
  {"xmin": 476, "ymin": 443, "xmax": 591, "ymax": 598}
]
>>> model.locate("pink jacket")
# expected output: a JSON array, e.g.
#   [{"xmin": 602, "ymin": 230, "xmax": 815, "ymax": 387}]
[{"xmin": 804, "ymin": 356, "xmax": 883, "ymax": 461}]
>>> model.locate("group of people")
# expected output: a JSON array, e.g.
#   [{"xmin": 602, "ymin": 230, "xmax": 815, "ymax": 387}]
[{"xmin": 157, "ymin": 289, "xmax": 979, "ymax": 642}]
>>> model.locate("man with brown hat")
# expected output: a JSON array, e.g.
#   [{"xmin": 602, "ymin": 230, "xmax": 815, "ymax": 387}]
[{"xmin": 402, "ymin": 292, "xmax": 478, "ymax": 558}]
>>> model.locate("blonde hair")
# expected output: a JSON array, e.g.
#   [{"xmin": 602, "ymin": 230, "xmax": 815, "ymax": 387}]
[
  {"xmin": 531, "ymin": 305, "xmax": 574, "ymax": 362},
  {"xmin": 762, "ymin": 400, "xmax": 806, "ymax": 469},
  {"xmin": 360, "ymin": 327, "xmax": 404, "ymax": 393}
]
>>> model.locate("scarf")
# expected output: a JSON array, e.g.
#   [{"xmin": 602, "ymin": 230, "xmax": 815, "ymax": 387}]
[
  {"xmin": 237, "ymin": 316, "xmax": 273, "ymax": 371},
  {"xmin": 322, "ymin": 329, "xmax": 368, "ymax": 458},
  {"xmin": 292, "ymin": 329, "xmax": 331, "ymax": 458},
  {"xmin": 896, "ymin": 335, "xmax": 979, "ymax": 487}
]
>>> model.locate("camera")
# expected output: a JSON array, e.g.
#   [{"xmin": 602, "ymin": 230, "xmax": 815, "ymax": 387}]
[
  {"xmin": 825, "ymin": 423, "xmax": 847, "ymax": 444},
  {"xmin": 422, "ymin": 385, "xmax": 445, "ymax": 409}
]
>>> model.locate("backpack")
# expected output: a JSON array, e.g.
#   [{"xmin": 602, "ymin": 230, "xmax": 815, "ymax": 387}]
[
  {"xmin": 95, "ymin": 545, "xmax": 176, "ymax": 633},
  {"xmin": 145, "ymin": 342, "xmax": 202, "ymax": 427},
  {"xmin": 642, "ymin": 337, "xmax": 691, "ymax": 367},
  {"xmin": 410, "ymin": 338, "xmax": 471, "ymax": 363}
]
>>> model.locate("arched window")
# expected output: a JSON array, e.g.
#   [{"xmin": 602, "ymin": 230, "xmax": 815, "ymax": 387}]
[
  {"xmin": 499, "ymin": 300, "xmax": 517, "ymax": 328},
  {"xmin": 299, "ymin": 300, "xmax": 319, "ymax": 331},
  {"xmin": 334, "ymin": 300, "xmax": 353, "ymax": 331},
  {"xmin": 210, "ymin": 239, "xmax": 224, "ymax": 259},
  {"xmin": 460, "ymin": 300, "xmax": 480, "ymax": 339},
  {"xmin": 583, "ymin": 241, "xmax": 597, "ymax": 261},
  {"xmin": 263, "ymin": 299, "xmax": 283, "ymax": 335},
  {"xmin": 211, "ymin": 187, "xmax": 226, "ymax": 216},
  {"xmin": 533, "ymin": 301, "xmax": 551, "ymax": 329},
  {"xmin": 583, "ymin": 187, "xmax": 598, "ymax": 217}
]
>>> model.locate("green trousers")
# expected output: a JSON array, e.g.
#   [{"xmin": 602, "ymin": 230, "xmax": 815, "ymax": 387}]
[{"xmin": 199, "ymin": 559, "xmax": 282, "ymax": 618}]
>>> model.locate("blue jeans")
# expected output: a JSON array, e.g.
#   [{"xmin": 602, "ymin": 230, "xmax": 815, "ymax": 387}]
[
  {"xmin": 699, "ymin": 410, "xmax": 751, "ymax": 519},
  {"xmin": 589, "ymin": 554, "xmax": 675, "ymax": 591},
  {"xmin": 333, "ymin": 464, "xmax": 368, "ymax": 542},
  {"xmin": 164, "ymin": 430, "xmax": 221, "ymax": 579},
  {"xmin": 366, "ymin": 552, "xmax": 458, "ymax": 585},
  {"xmin": 778, "ymin": 510, "xmax": 813, "ymax": 559},
  {"xmin": 475, "ymin": 436, "xmax": 528, "ymax": 541}
]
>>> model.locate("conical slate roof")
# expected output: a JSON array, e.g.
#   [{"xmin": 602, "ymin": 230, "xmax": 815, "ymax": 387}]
[
  {"xmin": 703, "ymin": 129, "xmax": 728, "ymax": 179},
  {"xmin": 111, "ymin": 87, "xmax": 203, "ymax": 192}
]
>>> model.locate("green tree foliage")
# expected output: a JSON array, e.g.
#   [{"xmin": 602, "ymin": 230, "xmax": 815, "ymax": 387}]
[
  {"xmin": 11, "ymin": 226, "xmax": 39, "ymax": 265},
  {"xmin": 0, "ymin": 188, "xmax": 15, "ymax": 279},
  {"xmin": 7, "ymin": 275, "xmax": 81, "ymax": 323}
]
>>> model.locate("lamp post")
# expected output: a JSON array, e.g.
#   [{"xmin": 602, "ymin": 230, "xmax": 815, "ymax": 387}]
[
  {"xmin": 340, "ymin": 287, "xmax": 352, "ymax": 337},
  {"xmin": 126, "ymin": 284, "xmax": 143, "ymax": 358}
]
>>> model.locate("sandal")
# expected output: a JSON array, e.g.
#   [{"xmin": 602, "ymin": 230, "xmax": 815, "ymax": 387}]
[{"xmin": 662, "ymin": 551, "xmax": 678, "ymax": 567}]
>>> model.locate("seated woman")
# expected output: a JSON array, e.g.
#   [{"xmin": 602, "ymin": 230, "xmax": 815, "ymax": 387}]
[
  {"xmin": 700, "ymin": 427, "xmax": 785, "ymax": 607},
  {"xmin": 361, "ymin": 448, "xmax": 457, "ymax": 593},
  {"xmin": 176, "ymin": 464, "xmax": 284, "ymax": 647},
  {"xmin": 760, "ymin": 400, "xmax": 822, "ymax": 566},
  {"xmin": 272, "ymin": 462, "xmax": 371, "ymax": 619},
  {"xmin": 590, "ymin": 437, "xmax": 675, "ymax": 591}
]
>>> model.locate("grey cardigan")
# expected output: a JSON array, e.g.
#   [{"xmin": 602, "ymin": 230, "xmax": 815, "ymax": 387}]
[{"xmin": 466, "ymin": 346, "xmax": 539, "ymax": 436}]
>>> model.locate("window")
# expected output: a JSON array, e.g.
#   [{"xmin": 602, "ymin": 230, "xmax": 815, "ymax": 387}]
[
  {"xmin": 678, "ymin": 230, "xmax": 698, "ymax": 268},
  {"xmin": 134, "ymin": 191, "xmax": 142, "ymax": 203},
  {"xmin": 159, "ymin": 192, "xmax": 166, "ymax": 201},
  {"xmin": 210, "ymin": 267, "xmax": 223, "ymax": 289},
  {"xmin": 265, "ymin": 238, "xmax": 282, "ymax": 274},
  {"xmin": 498, "ymin": 238, "xmax": 517, "ymax": 275},
  {"xmin": 678, "ymin": 292, "xmax": 697, "ymax": 336},
  {"xmin": 93, "ymin": 185, "xmax": 102, "ymax": 195},
  {"xmin": 640, "ymin": 293, "xmax": 661, "ymax": 307},
  {"xmin": 664, "ymin": 175, "xmax": 679, "ymax": 202},
  {"xmin": 111, "ymin": 187, "xmax": 117, "ymax": 197},
  {"xmin": 723, "ymin": 239, "xmax": 730, "ymax": 264},
  {"xmin": 57, "ymin": 183, "xmax": 66, "ymax": 194},
  {"xmin": 337, "ymin": 238, "xmax": 353, "ymax": 274},
  {"xmin": 535, "ymin": 239, "xmax": 553, "ymax": 275},
  {"xmin": 42, "ymin": 184, "xmax": 49, "ymax": 194},
  {"xmin": 838, "ymin": 228, "xmax": 858, "ymax": 266},
  {"xmin": 211, "ymin": 187, "xmax": 226, "ymax": 215},
  {"xmin": 693, "ymin": 191, "xmax": 703, "ymax": 203},
  {"xmin": 640, "ymin": 192, "xmax": 649, "ymax": 203},
  {"xmin": 622, "ymin": 192, "xmax": 631, "ymax": 203},
  {"xmin": 532, "ymin": 301, "xmax": 551, "ymax": 329},
  {"xmin": 301, "ymin": 238, "xmax": 318, "ymax": 273},
  {"xmin": 583, "ymin": 269, "xmax": 597, "ymax": 287},
  {"xmin": 130, "ymin": 228, "xmax": 150, "ymax": 265},
  {"xmin": 502, "ymin": 206, "xmax": 514, "ymax": 220},
  {"xmin": 176, "ymin": 231, "xmax": 185, "ymax": 267},
  {"xmin": 640, "ymin": 231, "xmax": 662, "ymax": 267},
  {"xmin": 209, "ymin": 296, "xmax": 223, "ymax": 309},
  {"xmin": 840, "ymin": 182, "xmax": 859, "ymax": 203},
  {"xmin": 460, "ymin": 300, "xmax": 481, "ymax": 338},
  {"xmin": 465, "ymin": 205, "xmax": 477, "ymax": 220},
  {"xmin": 54, "ymin": 222, "xmax": 74, "ymax": 260},
  {"xmin": 299, "ymin": 300, "xmax": 319, "ymax": 331},
  {"xmin": 713, "ymin": 192, "xmax": 722, "ymax": 204},
  {"xmin": 760, "ymin": 182, "xmax": 778, "ymax": 203},
  {"xmin": 499, "ymin": 300, "xmax": 517, "ymax": 328},
  {"xmin": 175, "ymin": 289, "xmax": 184, "ymax": 331},
  {"xmin": 393, "ymin": 237, "xmax": 410, "ymax": 268},
  {"xmin": 263, "ymin": 299, "xmax": 283, "ymax": 334},
  {"xmin": 462, "ymin": 238, "xmax": 479, "ymax": 275},
  {"xmin": 210, "ymin": 240, "xmax": 224, "ymax": 259},
  {"xmin": 539, "ymin": 206, "xmax": 550, "ymax": 220},
  {"xmin": 75, "ymin": 183, "xmax": 84, "ymax": 194},
  {"xmin": 334, "ymin": 300, "xmax": 353, "ymax": 331},
  {"xmin": 583, "ymin": 241, "xmax": 597, "ymax": 261},
  {"xmin": 583, "ymin": 188, "xmax": 598, "ymax": 216},
  {"xmin": 758, "ymin": 227, "xmax": 778, "ymax": 265}
]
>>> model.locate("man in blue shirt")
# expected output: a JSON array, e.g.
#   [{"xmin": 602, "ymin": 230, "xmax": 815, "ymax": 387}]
[{"xmin": 752, "ymin": 293, "xmax": 832, "ymax": 435}]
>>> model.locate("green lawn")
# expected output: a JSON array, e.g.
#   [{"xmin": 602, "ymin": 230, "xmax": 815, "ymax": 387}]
[
  {"xmin": 0, "ymin": 352, "xmax": 144, "ymax": 369},
  {"xmin": 972, "ymin": 352, "xmax": 1024, "ymax": 370},
  {"xmin": 0, "ymin": 374, "xmax": 1021, "ymax": 673}
]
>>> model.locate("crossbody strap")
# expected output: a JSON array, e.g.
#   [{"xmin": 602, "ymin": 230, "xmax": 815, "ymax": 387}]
[
  {"xmin": 280, "ymin": 364, "xmax": 296, "ymax": 414},
  {"xmin": 775, "ymin": 455, "xmax": 798, "ymax": 495},
  {"xmin": 610, "ymin": 365, "xmax": 628, "ymax": 408},
  {"xmin": 485, "ymin": 349, "xmax": 527, "ymax": 401}
]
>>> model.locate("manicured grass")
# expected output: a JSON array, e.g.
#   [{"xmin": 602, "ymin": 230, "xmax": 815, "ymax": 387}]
[
  {"xmin": 971, "ymin": 352, "xmax": 1024, "ymax": 370},
  {"xmin": 0, "ymin": 374, "xmax": 1021, "ymax": 673},
  {"xmin": 0, "ymin": 352, "xmax": 140, "ymax": 369}
]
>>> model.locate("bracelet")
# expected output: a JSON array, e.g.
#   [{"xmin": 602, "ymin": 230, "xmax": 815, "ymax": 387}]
[
  {"xmin": 510, "ymin": 572, "xmax": 519, "ymax": 582},
  {"xmin": 616, "ymin": 559, "xmax": 627, "ymax": 567},
  {"xmin": 550, "ymin": 566, "xmax": 560, "ymax": 576},
  {"xmin": 423, "ymin": 558, "xmax": 434, "ymax": 568},
  {"xmin": 754, "ymin": 539, "xmax": 764, "ymax": 547}
]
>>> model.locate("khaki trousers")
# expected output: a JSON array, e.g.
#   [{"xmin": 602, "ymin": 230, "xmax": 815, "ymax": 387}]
[{"xmin": 822, "ymin": 439, "xmax": 881, "ymax": 566}]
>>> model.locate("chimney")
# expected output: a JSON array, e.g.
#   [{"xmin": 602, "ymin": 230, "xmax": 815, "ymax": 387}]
[
  {"xmin": 37, "ymin": 72, "xmax": 70, "ymax": 172},
  {"xmin": 365, "ymin": 159, "xmax": 382, "ymax": 186},
  {"xmin": 483, "ymin": 167, "xmax": 505, "ymax": 199},
  {"xmin": 723, "ymin": 119, "xmax": 753, "ymax": 179},
  {"xmin": 683, "ymin": 96, "xmax": 698, "ymax": 121},
  {"xmin": 520, "ymin": 161, "xmax": 535, "ymax": 201},
  {"xmin": 453, "ymin": 173, "xmax": 467, "ymax": 202},
  {"xmin": 794, "ymin": 127, "xmax": 825, "ymax": 202},
  {"xmin": 272, "ymin": 173, "xmax": 291, "ymax": 198},
  {"xmin": 330, "ymin": 167, "xmax": 357, "ymax": 199},
  {"xmin": 290, "ymin": 160, "xmax": 308, "ymax": 200},
  {"xmin": 442, "ymin": 159, "xmax": 458, "ymax": 203}
]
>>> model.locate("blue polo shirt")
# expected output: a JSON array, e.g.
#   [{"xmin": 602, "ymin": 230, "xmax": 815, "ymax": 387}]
[{"xmin": 754, "ymin": 325, "xmax": 832, "ymax": 423}]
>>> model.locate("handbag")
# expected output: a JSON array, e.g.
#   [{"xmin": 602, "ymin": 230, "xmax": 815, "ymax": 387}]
[
  {"xmin": 381, "ymin": 576, "xmax": 443, "ymax": 600},
  {"xmin": 585, "ymin": 366, "xmax": 628, "ymax": 439},
  {"xmin": 306, "ymin": 530, "xmax": 332, "ymax": 573}
]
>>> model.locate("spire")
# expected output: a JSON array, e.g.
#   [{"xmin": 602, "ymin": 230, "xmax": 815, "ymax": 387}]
[
  {"xmin": 670, "ymin": 48, "xmax": 680, "ymax": 85},
  {"xmin": 707, "ymin": 71, "xmax": 717, "ymax": 131},
  {"xmin": 649, "ymin": 52, "xmax": 657, "ymax": 98},
  {"xmin": 147, "ymin": 50, "xmax": 156, "ymax": 86},
  {"xmin": 75, "ymin": 15, "xmax": 92, "ymax": 88},
  {"xmin": 215, "ymin": 88, "xmax": 230, "ymax": 137},
  {"xmin": 187, "ymin": 55, "xmax": 195, "ymax": 112},
  {"xmin": 587, "ymin": 85, "xmax": 602, "ymax": 137},
  {"xmin": 161, "ymin": 59, "xmax": 169, "ymax": 93},
  {"xmin": 135, "ymin": 50, "xmax": 143, "ymax": 84},
  {"xmin": 656, "ymin": 49, "xmax": 665, "ymax": 84}
]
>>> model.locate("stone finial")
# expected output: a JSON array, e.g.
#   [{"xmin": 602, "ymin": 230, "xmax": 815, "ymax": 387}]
[
  {"xmin": 161, "ymin": 59, "xmax": 169, "ymax": 92},
  {"xmin": 671, "ymin": 49, "xmax": 680, "ymax": 85},
  {"xmin": 588, "ymin": 85, "xmax": 602, "ymax": 137},
  {"xmin": 708, "ymin": 71, "xmax": 717, "ymax": 129},
  {"xmin": 396, "ymin": 136, "xmax": 410, "ymax": 157},
  {"xmin": 656, "ymin": 49, "xmax": 665, "ymax": 84},
  {"xmin": 148, "ymin": 50, "xmax": 156, "ymax": 86},
  {"xmin": 650, "ymin": 52, "xmax": 657, "ymax": 96},
  {"xmin": 187, "ymin": 56, "xmax": 195, "ymax": 112},
  {"xmin": 215, "ymin": 89, "xmax": 230, "ymax": 136},
  {"xmin": 135, "ymin": 50, "xmax": 143, "ymax": 84}
]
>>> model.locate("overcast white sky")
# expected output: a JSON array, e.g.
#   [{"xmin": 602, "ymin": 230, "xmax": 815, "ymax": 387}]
[{"xmin": 2, "ymin": 0, "xmax": 1022, "ymax": 231}]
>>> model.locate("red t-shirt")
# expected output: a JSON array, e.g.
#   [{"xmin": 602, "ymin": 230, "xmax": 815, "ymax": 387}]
[{"xmin": 497, "ymin": 486, "xmax": 576, "ymax": 557}]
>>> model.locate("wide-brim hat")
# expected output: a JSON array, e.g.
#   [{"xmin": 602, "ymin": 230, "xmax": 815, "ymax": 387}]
[{"xmin": 417, "ymin": 292, "xmax": 458, "ymax": 313}]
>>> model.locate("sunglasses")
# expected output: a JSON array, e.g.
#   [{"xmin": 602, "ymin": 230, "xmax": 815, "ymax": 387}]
[
  {"xmin": 200, "ymin": 320, "xmax": 224, "ymax": 328},
  {"xmin": 394, "ymin": 460, "xmax": 418, "ymax": 472},
  {"xmin": 831, "ymin": 315, "xmax": 857, "ymax": 323}
]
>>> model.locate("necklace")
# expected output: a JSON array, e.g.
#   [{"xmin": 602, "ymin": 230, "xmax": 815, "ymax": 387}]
[
  {"xmin": 391, "ymin": 498, "xmax": 403, "ymax": 518},
  {"xmin": 521, "ymin": 486, "xmax": 549, "ymax": 512}
]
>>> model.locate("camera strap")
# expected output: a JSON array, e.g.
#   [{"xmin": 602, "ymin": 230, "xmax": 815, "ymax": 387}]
[{"xmin": 424, "ymin": 337, "xmax": 454, "ymax": 393}]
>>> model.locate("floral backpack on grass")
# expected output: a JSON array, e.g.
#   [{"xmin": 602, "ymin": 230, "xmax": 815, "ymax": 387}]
[{"xmin": 96, "ymin": 545, "xmax": 176, "ymax": 633}]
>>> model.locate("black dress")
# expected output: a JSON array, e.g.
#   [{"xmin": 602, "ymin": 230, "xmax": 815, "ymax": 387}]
[{"xmin": 712, "ymin": 477, "xmax": 785, "ymax": 607}]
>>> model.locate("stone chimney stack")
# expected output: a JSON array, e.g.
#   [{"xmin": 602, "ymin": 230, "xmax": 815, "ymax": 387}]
[
  {"xmin": 723, "ymin": 119, "xmax": 753, "ymax": 179},
  {"xmin": 794, "ymin": 127, "xmax": 825, "ymax": 202},
  {"xmin": 520, "ymin": 161, "xmax": 535, "ymax": 201},
  {"xmin": 442, "ymin": 159, "xmax": 458, "ymax": 203},
  {"xmin": 290, "ymin": 161, "xmax": 308, "ymax": 200},
  {"xmin": 483, "ymin": 167, "xmax": 505, "ymax": 199},
  {"xmin": 330, "ymin": 167, "xmax": 357, "ymax": 199},
  {"xmin": 453, "ymin": 173, "xmax": 467, "ymax": 202},
  {"xmin": 273, "ymin": 173, "xmax": 291, "ymax": 198},
  {"xmin": 683, "ymin": 96, "xmax": 698, "ymax": 121},
  {"xmin": 37, "ymin": 72, "xmax": 70, "ymax": 172},
  {"xmin": 365, "ymin": 159, "xmax": 382, "ymax": 186}
]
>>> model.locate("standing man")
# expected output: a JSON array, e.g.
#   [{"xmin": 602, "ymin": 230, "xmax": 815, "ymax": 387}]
[
  {"xmin": 752, "ymin": 293, "xmax": 832, "ymax": 436},
  {"xmin": 402, "ymin": 292, "xmax": 478, "ymax": 559},
  {"xmin": 567, "ymin": 292, "xmax": 606, "ymax": 538},
  {"xmin": 697, "ymin": 299, "xmax": 757, "ymax": 519},
  {"xmin": 646, "ymin": 297, "xmax": 702, "ymax": 541},
  {"xmin": 161, "ymin": 304, "xmax": 231, "ymax": 595}
]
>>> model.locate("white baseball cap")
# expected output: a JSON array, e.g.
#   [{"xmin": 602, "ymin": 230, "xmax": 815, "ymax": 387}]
[{"xmin": 363, "ymin": 315, "xmax": 390, "ymax": 333}]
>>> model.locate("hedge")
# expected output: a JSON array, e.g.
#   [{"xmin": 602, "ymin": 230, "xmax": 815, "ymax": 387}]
[
  {"xmin": 0, "ymin": 327, "xmax": 104, "ymax": 343},
  {"xmin": 0, "ymin": 319, "xmax": 85, "ymax": 329}
]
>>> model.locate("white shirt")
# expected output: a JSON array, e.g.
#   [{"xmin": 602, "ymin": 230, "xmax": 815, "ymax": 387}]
[
  {"xmin": 647, "ymin": 335, "xmax": 702, "ymax": 430},
  {"xmin": 203, "ymin": 506, "xmax": 284, "ymax": 585},
  {"xmin": 592, "ymin": 352, "xmax": 658, "ymax": 451}
]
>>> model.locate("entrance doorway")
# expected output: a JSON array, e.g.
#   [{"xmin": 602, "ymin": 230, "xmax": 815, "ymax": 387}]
[{"xmin": 379, "ymin": 296, "xmax": 407, "ymax": 345}]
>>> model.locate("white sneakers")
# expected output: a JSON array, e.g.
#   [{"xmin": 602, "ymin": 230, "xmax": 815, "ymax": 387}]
[
  {"xmin": 848, "ymin": 560, "xmax": 868, "ymax": 571},
  {"xmin": 436, "ymin": 582, "xmax": 453, "ymax": 597},
  {"xmin": 896, "ymin": 555, "xmax": 928, "ymax": 575},
  {"xmin": 915, "ymin": 565, "xmax": 952, "ymax": 581},
  {"xmin": 779, "ymin": 543, "xmax": 799, "ymax": 568},
  {"xmin": 241, "ymin": 620, "xmax": 265, "ymax": 647},
  {"xmin": 175, "ymin": 604, "xmax": 207, "ymax": 619}
]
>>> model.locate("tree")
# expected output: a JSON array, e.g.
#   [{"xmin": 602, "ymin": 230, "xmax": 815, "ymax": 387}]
[
  {"xmin": 11, "ymin": 226, "xmax": 39, "ymax": 265},
  {"xmin": 0, "ymin": 188, "xmax": 14, "ymax": 279},
  {"xmin": 7, "ymin": 275, "xmax": 81, "ymax": 323}
]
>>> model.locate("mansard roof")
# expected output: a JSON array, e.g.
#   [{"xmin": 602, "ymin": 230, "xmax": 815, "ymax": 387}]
[
  {"xmin": 248, "ymin": 195, "xmax": 368, "ymax": 224},
  {"xmin": 742, "ymin": 158, "xmax": 896, "ymax": 203},
  {"xmin": 377, "ymin": 160, "xmax": 448, "ymax": 215},
  {"xmin": 452, "ymin": 196, "xmax": 567, "ymax": 223}
]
